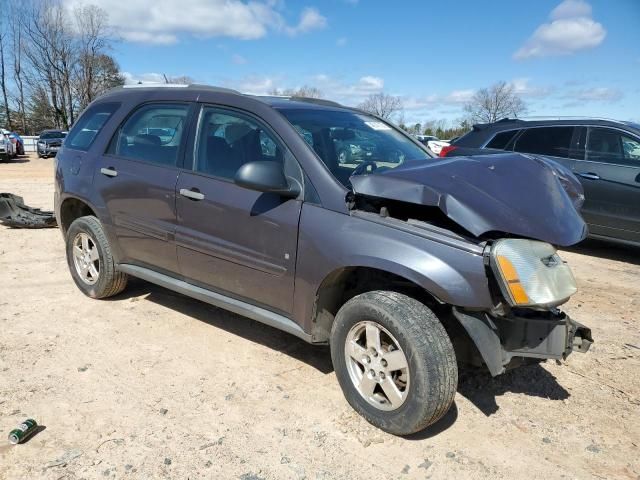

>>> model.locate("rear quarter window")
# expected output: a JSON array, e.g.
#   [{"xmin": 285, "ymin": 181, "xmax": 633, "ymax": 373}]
[
  {"xmin": 486, "ymin": 130, "xmax": 520, "ymax": 150},
  {"xmin": 65, "ymin": 103, "xmax": 120, "ymax": 151}
]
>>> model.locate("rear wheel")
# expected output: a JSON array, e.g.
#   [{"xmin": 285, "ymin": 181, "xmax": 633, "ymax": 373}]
[
  {"xmin": 330, "ymin": 291, "xmax": 457, "ymax": 435},
  {"xmin": 65, "ymin": 216, "xmax": 128, "ymax": 299}
]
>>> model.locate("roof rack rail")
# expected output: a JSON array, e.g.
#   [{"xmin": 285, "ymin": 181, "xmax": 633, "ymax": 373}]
[
  {"xmin": 508, "ymin": 115, "xmax": 627, "ymax": 125},
  {"xmin": 289, "ymin": 96, "xmax": 343, "ymax": 108},
  {"xmin": 122, "ymin": 83, "xmax": 189, "ymax": 89},
  {"xmin": 120, "ymin": 83, "xmax": 240, "ymax": 94}
]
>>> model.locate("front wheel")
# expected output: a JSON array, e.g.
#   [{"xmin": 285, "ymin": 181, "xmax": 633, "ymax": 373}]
[
  {"xmin": 65, "ymin": 216, "xmax": 128, "ymax": 299},
  {"xmin": 330, "ymin": 291, "xmax": 457, "ymax": 435}
]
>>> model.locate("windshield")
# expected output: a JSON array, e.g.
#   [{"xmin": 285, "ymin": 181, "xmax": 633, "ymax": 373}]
[
  {"xmin": 40, "ymin": 132, "xmax": 67, "ymax": 140},
  {"xmin": 278, "ymin": 108, "xmax": 431, "ymax": 187}
]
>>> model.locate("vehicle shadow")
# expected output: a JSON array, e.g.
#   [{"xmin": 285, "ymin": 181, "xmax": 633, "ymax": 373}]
[
  {"xmin": 115, "ymin": 278, "xmax": 334, "ymax": 374},
  {"xmin": 456, "ymin": 363, "xmax": 569, "ymax": 416},
  {"xmin": 564, "ymin": 238, "xmax": 640, "ymax": 265},
  {"xmin": 403, "ymin": 402, "xmax": 459, "ymax": 440},
  {"xmin": 4, "ymin": 157, "xmax": 30, "ymax": 164}
]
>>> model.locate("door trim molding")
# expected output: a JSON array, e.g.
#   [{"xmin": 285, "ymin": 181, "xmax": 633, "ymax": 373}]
[{"xmin": 117, "ymin": 264, "xmax": 313, "ymax": 342}]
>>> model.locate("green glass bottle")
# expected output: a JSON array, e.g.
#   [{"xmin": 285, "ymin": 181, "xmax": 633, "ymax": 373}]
[{"xmin": 8, "ymin": 419, "xmax": 38, "ymax": 445}]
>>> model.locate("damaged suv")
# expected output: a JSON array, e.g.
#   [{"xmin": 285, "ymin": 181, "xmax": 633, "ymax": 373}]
[{"xmin": 55, "ymin": 85, "xmax": 592, "ymax": 435}]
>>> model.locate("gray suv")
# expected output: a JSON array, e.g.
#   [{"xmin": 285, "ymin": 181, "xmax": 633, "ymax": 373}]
[
  {"xmin": 446, "ymin": 118, "xmax": 640, "ymax": 247},
  {"xmin": 55, "ymin": 85, "xmax": 592, "ymax": 435}
]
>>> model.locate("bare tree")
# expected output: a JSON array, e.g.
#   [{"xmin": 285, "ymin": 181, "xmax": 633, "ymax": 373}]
[
  {"xmin": 357, "ymin": 93, "xmax": 403, "ymax": 120},
  {"xmin": 10, "ymin": 1, "xmax": 122, "ymax": 132},
  {"xmin": 268, "ymin": 85, "xmax": 323, "ymax": 98},
  {"xmin": 463, "ymin": 81, "xmax": 527, "ymax": 124},
  {"xmin": 74, "ymin": 4, "xmax": 110, "ymax": 110},
  {"xmin": 22, "ymin": 1, "xmax": 76, "ymax": 129},
  {"xmin": 10, "ymin": 4, "xmax": 27, "ymax": 133},
  {"xmin": 0, "ymin": 17, "xmax": 12, "ymax": 129}
]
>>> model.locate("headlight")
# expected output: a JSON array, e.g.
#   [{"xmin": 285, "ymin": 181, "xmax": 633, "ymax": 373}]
[{"xmin": 490, "ymin": 239, "xmax": 577, "ymax": 308}]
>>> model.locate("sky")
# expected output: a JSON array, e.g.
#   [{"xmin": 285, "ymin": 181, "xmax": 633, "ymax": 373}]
[{"xmin": 64, "ymin": 0, "xmax": 640, "ymax": 125}]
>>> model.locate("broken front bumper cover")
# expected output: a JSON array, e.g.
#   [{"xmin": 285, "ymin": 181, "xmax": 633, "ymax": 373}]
[
  {"xmin": 0, "ymin": 193, "xmax": 58, "ymax": 229},
  {"xmin": 453, "ymin": 307, "xmax": 593, "ymax": 376}
]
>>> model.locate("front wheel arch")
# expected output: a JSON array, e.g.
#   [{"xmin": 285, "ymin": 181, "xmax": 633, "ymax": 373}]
[{"xmin": 311, "ymin": 266, "xmax": 444, "ymax": 343}]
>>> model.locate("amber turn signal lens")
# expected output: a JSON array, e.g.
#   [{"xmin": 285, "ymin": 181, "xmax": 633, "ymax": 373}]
[{"xmin": 496, "ymin": 255, "xmax": 531, "ymax": 305}]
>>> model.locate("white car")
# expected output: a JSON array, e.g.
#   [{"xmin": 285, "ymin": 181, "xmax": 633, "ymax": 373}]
[
  {"xmin": 0, "ymin": 132, "xmax": 15, "ymax": 160},
  {"xmin": 427, "ymin": 139, "xmax": 452, "ymax": 155}
]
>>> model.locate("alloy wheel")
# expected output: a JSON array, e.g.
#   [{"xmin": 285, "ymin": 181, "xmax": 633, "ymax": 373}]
[
  {"xmin": 344, "ymin": 320, "xmax": 410, "ymax": 411},
  {"xmin": 72, "ymin": 232, "xmax": 100, "ymax": 285}
]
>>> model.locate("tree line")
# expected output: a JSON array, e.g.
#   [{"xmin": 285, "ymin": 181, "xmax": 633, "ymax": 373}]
[
  {"xmin": 356, "ymin": 82, "xmax": 527, "ymax": 139},
  {"xmin": 0, "ymin": 1, "xmax": 124, "ymax": 135}
]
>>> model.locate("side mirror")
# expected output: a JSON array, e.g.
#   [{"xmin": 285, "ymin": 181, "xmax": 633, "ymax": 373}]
[{"xmin": 234, "ymin": 161, "xmax": 300, "ymax": 198}]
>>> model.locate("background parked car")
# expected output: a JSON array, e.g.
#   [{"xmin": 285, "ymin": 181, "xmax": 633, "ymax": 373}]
[
  {"xmin": 8, "ymin": 132, "xmax": 25, "ymax": 155},
  {"xmin": 0, "ymin": 132, "xmax": 13, "ymax": 161},
  {"xmin": 415, "ymin": 134, "xmax": 438, "ymax": 147},
  {"xmin": 37, "ymin": 130, "xmax": 68, "ymax": 158},
  {"xmin": 427, "ymin": 138, "xmax": 452, "ymax": 155},
  {"xmin": 0, "ymin": 129, "xmax": 17, "ymax": 158},
  {"xmin": 442, "ymin": 118, "xmax": 640, "ymax": 247}
]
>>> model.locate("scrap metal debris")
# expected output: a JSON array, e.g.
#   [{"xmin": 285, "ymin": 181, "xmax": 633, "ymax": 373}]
[{"xmin": 0, "ymin": 193, "xmax": 57, "ymax": 228}]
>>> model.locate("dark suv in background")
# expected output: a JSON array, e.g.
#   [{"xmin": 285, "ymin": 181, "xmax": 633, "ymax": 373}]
[
  {"xmin": 38, "ymin": 129, "xmax": 68, "ymax": 158},
  {"xmin": 444, "ymin": 118, "xmax": 640, "ymax": 247},
  {"xmin": 54, "ymin": 85, "xmax": 592, "ymax": 435}
]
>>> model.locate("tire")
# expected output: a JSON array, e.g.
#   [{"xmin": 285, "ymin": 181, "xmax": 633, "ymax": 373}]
[
  {"xmin": 65, "ymin": 215, "xmax": 128, "ymax": 299},
  {"xmin": 330, "ymin": 291, "xmax": 457, "ymax": 435}
]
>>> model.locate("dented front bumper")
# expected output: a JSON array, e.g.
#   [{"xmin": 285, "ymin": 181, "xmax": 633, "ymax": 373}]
[{"xmin": 453, "ymin": 307, "xmax": 593, "ymax": 376}]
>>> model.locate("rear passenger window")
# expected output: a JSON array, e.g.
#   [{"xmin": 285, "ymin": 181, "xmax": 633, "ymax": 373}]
[
  {"xmin": 194, "ymin": 107, "xmax": 284, "ymax": 179},
  {"xmin": 108, "ymin": 103, "xmax": 189, "ymax": 166},
  {"xmin": 486, "ymin": 130, "xmax": 520, "ymax": 150},
  {"xmin": 513, "ymin": 127, "xmax": 574, "ymax": 158},
  {"xmin": 66, "ymin": 102, "xmax": 119, "ymax": 151}
]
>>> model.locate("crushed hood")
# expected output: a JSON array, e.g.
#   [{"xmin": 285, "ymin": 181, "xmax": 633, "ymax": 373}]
[{"xmin": 350, "ymin": 153, "xmax": 588, "ymax": 246}]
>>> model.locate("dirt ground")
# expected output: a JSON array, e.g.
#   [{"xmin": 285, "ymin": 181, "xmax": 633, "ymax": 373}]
[{"xmin": 0, "ymin": 154, "xmax": 638, "ymax": 480}]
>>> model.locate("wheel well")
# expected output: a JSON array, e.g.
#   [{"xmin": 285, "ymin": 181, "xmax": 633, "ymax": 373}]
[
  {"xmin": 311, "ymin": 267, "xmax": 441, "ymax": 343},
  {"xmin": 59, "ymin": 198, "xmax": 97, "ymax": 235}
]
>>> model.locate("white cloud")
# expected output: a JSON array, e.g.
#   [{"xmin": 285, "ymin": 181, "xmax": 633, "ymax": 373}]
[
  {"xmin": 550, "ymin": 0, "xmax": 592, "ymax": 19},
  {"xmin": 336, "ymin": 37, "xmax": 348, "ymax": 47},
  {"xmin": 566, "ymin": 87, "xmax": 623, "ymax": 102},
  {"xmin": 220, "ymin": 73, "xmax": 385, "ymax": 102},
  {"xmin": 231, "ymin": 54, "xmax": 247, "ymax": 65},
  {"xmin": 62, "ymin": 0, "xmax": 325, "ymax": 45},
  {"xmin": 508, "ymin": 78, "xmax": 554, "ymax": 98},
  {"xmin": 444, "ymin": 89, "xmax": 475, "ymax": 104},
  {"xmin": 284, "ymin": 7, "xmax": 327, "ymax": 36},
  {"xmin": 358, "ymin": 76, "xmax": 384, "ymax": 91},
  {"xmin": 121, "ymin": 72, "xmax": 167, "ymax": 84},
  {"xmin": 514, "ymin": 0, "xmax": 605, "ymax": 59},
  {"xmin": 234, "ymin": 75, "xmax": 280, "ymax": 95}
]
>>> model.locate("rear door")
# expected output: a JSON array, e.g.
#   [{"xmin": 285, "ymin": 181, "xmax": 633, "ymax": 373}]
[
  {"xmin": 94, "ymin": 102, "xmax": 192, "ymax": 274},
  {"xmin": 511, "ymin": 126, "xmax": 576, "ymax": 170},
  {"xmin": 573, "ymin": 127, "xmax": 640, "ymax": 242},
  {"xmin": 175, "ymin": 105, "xmax": 303, "ymax": 314}
]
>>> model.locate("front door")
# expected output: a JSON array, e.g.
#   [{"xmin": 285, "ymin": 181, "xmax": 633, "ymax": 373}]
[
  {"xmin": 574, "ymin": 127, "xmax": 640, "ymax": 243},
  {"xmin": 94, "ymin": 102, "xmax": 191, "ymax": 273},
  {"xmin": 175, "ymin": 106, "xmax": 302, "ymax": 314}
]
